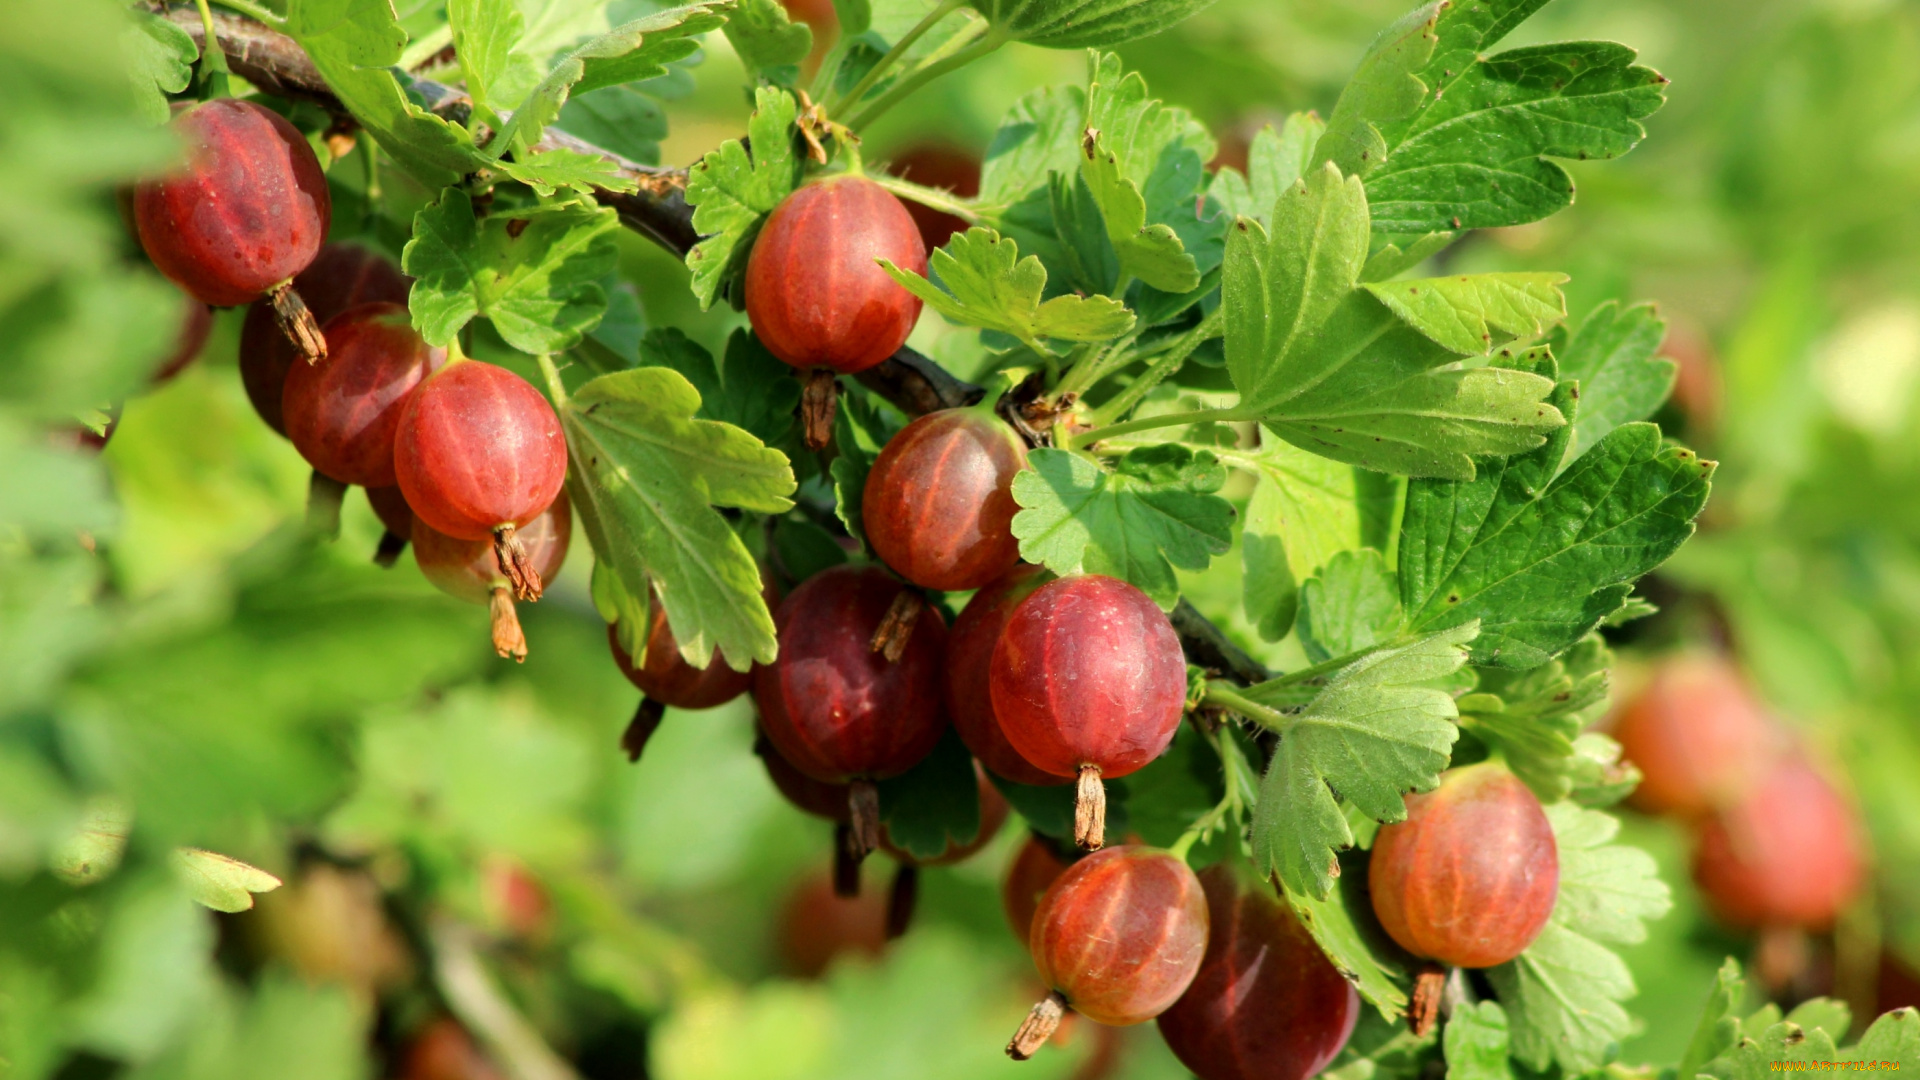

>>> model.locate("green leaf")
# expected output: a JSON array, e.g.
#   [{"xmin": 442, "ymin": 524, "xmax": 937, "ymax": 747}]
[
  {"xmin": 1045, "ymin": 170, "xmax": 1122, "ymax": 296},
  {"xmin": 1010, "ymin": 445, "xmax": 1235, "ymax": 609},
  {"xmin": 1678, "ymin": 958, "xmax": 1748, "ymax": 1080},
  {"xmin": 980, "ymin": 85, "xmax": 1085, "ymax": 206},
  {"xmin": 1399, "ymin": 363, "xmax": 1714, "ymax": 668},
  {"xmin": 1222, "ymin": 432, "xmax": 1361, "ymax": 642},
  {"xmin": 170, "ymin": 848, "xmax": 283, "ymax": 913},
  {"xmin": 1700, "ymin": 1022, "xmax": 1844, "ymax": 1079},
  {"xmin": 403, "ymin": 190, "xmax": 622, "ymax": 353},
  {"xmin": 1363, "ymin": 273, "xmax": 1568, "ymax": 356},
  {"xmin": 497, "ymin": 146, "xmax": 641, "ymax": 196},
  {"xmin": 639, "ymin": 328, "xmax": 800, "ymax": 449},
  {"xmin": 1489, "ymin": 801, "xmax": 1672, "ymax": 1073},
  {"xmin": 877, "ymin": 729, "xmax": 982, "ymax": 861},
  {"xmin": 1122, "ymin": 724, "xmax": 1226, "ymax": 848},
  {"xmin": 1360, "ymin": 231, "xmax": 1457, "ymax": 283},
  {"xmin": 1784, "ymin": 999, "xmax": 1853, "ymax": 1045},
  {"xmin": 832, "ymin": 0, "xmax": 873, "ymax": 38},
  {"xmin": 448, "ymin": 0, "xmax": 530, "ymax": 117},
  {"xmin": 1459, "ymin": 634, "xmax": 1612, "ymax": 801},
  {"xmin": 772, "ymin": 516, "xmax": 849, "ymax": 584},
  {"xmin": 1075, "ymin": 53, "xmax": 1214, "ymax": 293},
  {"xmin": 1222, "ymin": 163, "xmax": 1563, "ymax": 480},
  {"xmin": 1282, "ymin": 851, "xmax": 1413, "ymax": 1020},
  {"xmin": 1313, "ymin": 3, "xmax": 1442, "ymax": 180},
  {"xmin": 684, "ymin": 87, "xmax": 801, "ymax": 309},
  {"xmin": 592, "ymin": 556, "xmax": 652, "ymax": 660},
  {"xmin": 1247, "ymin": 624, "xmax": 1472, "ymax": 900},
  {"xmin": 50, "ymin": 797, "xmax": 129, "ymax": 886},
  {"xmin": 991, "ymin": 775, "xmax": 1128, "ymax": 842},
  {"xmin": 283, "ymin": 0, "xmax": 484, "ymax": 185},
  {"xmin": 827, "ymin": 389, "xmax": 904, "ymax": 547},
  {"xmin": 561, "ymin": 367, "xmax": 796, "ymax": 670},
  {"xmin": 1297, "ymin": 549, "xmax": 1406, "ymax": 662},
  {"xmin": 1566, "ymin": 732, "xmax": 1639, "ymax": 808},
  {"xmin": 724, "ymin": 0, "xmax": 813, "ymax": 75},
  {"xmin": 964, "ymin": 0, "xmax": 1219, "ymax": 48},
  {"xmin": 560, "ymin": 85, "xmax": 670, "ymax": 165},
  {"xmin": 880, "ymin": 228, "xmax": 1135, "ymax": 349},
  {"xmin": 1550, "ymin": 300, "xmax": 1676, "ymax": 465},
  {"xmin": 125, "ymin": 14, "xmax": 196, "ymax": 126},
  {"xmin": 1206, "ymin": 112, "xmax": 1325, "ymax": 224},
  {"xmin": 1849, "ymin": 1008, "xmax": 1920, "ymax": 1066},
  {"xmin": 1445, "ymin": 1001, "xmax": 1516, "ymax": 1080}
]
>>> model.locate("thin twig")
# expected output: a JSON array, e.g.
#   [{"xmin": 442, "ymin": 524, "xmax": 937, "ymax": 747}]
[{"xmin": 429, "ymin": 917, "xmax": 582, "ymax": 1080}]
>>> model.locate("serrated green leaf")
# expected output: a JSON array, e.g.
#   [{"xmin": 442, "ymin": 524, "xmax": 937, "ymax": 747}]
[
  {"xmin": 828, "ymin": 387, "xmax": 903, "ymax": 546},
  {"xmin": 170, "ymin": 848, "xmax": 283, "ymax": 913},
  {"xmin": 125, "ymin": 14, "xmax": 196, "ymax": 126},
  {"xmin": 965, "ymin": 0, "xmax": 1218, "ymax": 48},
  {"xmin": 561, "ymin": 367, "xmax": 796, "ymax": 670},
  {"xmin": 832, "ymin": 0, "xmax": 873, "ymax": 37},
  {"xmin": 1282, "ymin": 851, "xmax": 1413, "ymax": 1020},
  {"xmin": 880, "ymin": 228, "xmax": 1134, "ymax": 349},
  {"xmin": 284, "ymin": 0, "xmax": 484, "ymax": 185},
  {"xmin": 1313, "ymin": 3, "xmax": 1442, "ymax": 179},
  {"xmin": 1359, "ymin": 231, "xmax": 1457, "ymax": 283},
  {"xmin": 877, "ymin": 729, "xmax": 982, "ymax": 861},
  {"xmin": 724, "ymin": 0, "xmax": 813, "ymax": 74},
  {"xmin": 560, "ymin": 85, "xmax": 669, "ymax": 165},
  {"xmin": 1445, "ymin": 1001, "xmax": 1516, "ymax": 1080},
  {"xmin": 1551, "ymin": 300, "xmax": 1676, "ymax": 466},
  {"xmin": 639, "ymin": 328, "xmax": 799, "ymax": 448},
  {"xmin": 1074, "ymin": 53, "xmax": 1212, "ymax": 293},
  {"xmin": 1848, "ymin": 1008, "xmax": 1920, "ymax": 1066},
  {"xmin": 684, "ymin": 87, "xmax": 801, "ymax": 309},
  {"xmin": 980, "ymin": 84, "xmax": 1085, "ymax": 205},
  {"xmin": 1399, "ymin": 360, "xmax": 1713, "ymax": 668},
  {"xmin": 448, "ymin": 0, "xmax": 531, "ymax": 118},
  {"xmin": 1046, "ymin": 170, "xmax": 1122, "ymax": 296},
  {"xmin": 1784, "ymin": 999, "xmax": 1854, "ymax": 1045},
  {"xmin": 1221, "ymin": 432, "xmax": 1361, "ymax": 643},
  {"xmin": 1363, "ymin": 273, "xmax": 1568, "ymax": 356},
  {"xmin": 1298, "ymin": 549, "xmax": 1406, "ymax": 662},
  {"xmin": 1566, "ymin": 733, "xmax": 1639, "ymax": 808},
  {"xmin": 1206, "ymin": 112, "xmax": 1325, "ymax": 225},
  {"xmin": 1701, "ymin": 1022, "xmax": 1844, "ymax": 1079},
  {"xmin": 403, "ymin": 189, "xmax": 621, "ymax": 352},
  {"xmin": 592, "ymin": 556, "xmax": 651, "ymax": 660},
  {"xmin": 1679, "ymin": 958, "xmax": 1747, "ymax": 1080},
  {"xmin": 497, "ymin": 146, "xmax": 641, "ymax": 196},
  {"xmin": 1223, "ymin": 164, "xmax": 1563, "ymax": 479},
  {"xmin": 1460, "ymin": 635, "xmax": 1612, "ymax": 801},
  {"xmin": 1247, "ymin": 624, "xmax": 1472, "ymax": 899},
  {"xmin": 1490, "ymin": 801, "xmax": 1671, "ymax": 1073},
  {"xmin": 1010, "ymin": 444, "xmax": 1234, "ymax": 609}
]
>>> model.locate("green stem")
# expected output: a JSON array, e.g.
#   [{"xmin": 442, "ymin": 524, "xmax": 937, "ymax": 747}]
[
  {"xmin": 1086, "ymin": 310, "xmax": 1226, "ymax": 429},
  {"xmin": 1201, "ymin": 682, "xmax": 1293, "ymax": 734},
  {"xmin": 194, "ymin": 0, "xmax": 232, "ymax": 98},
  {"xmin": 846, "ymin": 24, "xmax": 1004, "ymax": 132},
  {"xmin": 828, "ymin": 0, "xmax": 968, "ymax": 115},
  {"xmin": 866, "ymin": 173, "xmax": 983, "ymax": 226},
  {"xmin": 535, "ymin": 352, "xmax": 570, "ymax": 408},
  {"xmin": 1055, "ymin": 327, "xmax": 1142, "ymax": 399},
  {"xmin": 1065, "ymin": 406, "xmax": 1249, "ymax": 450},
  {"xmin": 212, "ymin": 0, "xmax": 281, "ymax": 24}
]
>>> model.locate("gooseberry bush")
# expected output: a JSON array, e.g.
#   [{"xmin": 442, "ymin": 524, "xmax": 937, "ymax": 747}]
[{"xmin": 7, "ymin": 0, "xmax": 1920, "ymax": 1076}]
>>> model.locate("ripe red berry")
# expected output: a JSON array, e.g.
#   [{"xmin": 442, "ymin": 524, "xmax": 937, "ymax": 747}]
[
  {"xmin": 886, "ymin": 144, "xmax": 982, "ymax": 250},
  {"xmin": 753, "ymin": 564, "xmax": 949, "ymax": 859},
  {"xmin": 1370, "ymin": 763, "xmax": 1558, "ymax": 970},
  {"xmin": 862, "ymin": 408, "xmax": 1027, "ymax": 591},
  {"xmin": 745, "ymin": 175, "xmax": 926, "ymax": 377},
  {"xmin": 413, "ymin": 490, "xmax": 570, "ymax": 662},
  {"xmin": 283, "ymin": 303, "xmax": 444, "ymax": 489},
  {"xmin": 394, "ymin": 360, "xmax": 568, "ymax": 602},
  {"xmin": 990, "ymin": 574, "xmax": 1187, "ymax": 849},
  {"xmin": 946, "ymin": 566, "xmax": 1061, "ymax": 787},
  {"xmin": 1691, "ymin": 754, "xmax": 1865, "ymax": 931},
  {"xmin": 1156, "ymin": 864, "xmax": 1360, "ymax": 1080},
  {"xmin": 776, "ymin": 869, "xmax": 890, "ymax": 979},
  {"xmin": 758, "ymin": 732, "xmax": 853, "ymax": 824},
  {"xmin": 1001, "ymin": 833, "xmax": 1071, "ymax": 940},
  {"xmin": 1008, "ymin": 845, "xmax": 1208, "ymax": 1059},
  {"xmin": 1613, "ymin": 653, "xmax": 1783, "ymax": 817},
  {"xmin": 610, "ymin": 593, "xmax": 754, "ymax": 712},
  {"xmin": 241, "ymin": 243, "xmax": 411, "ymax": 435}
]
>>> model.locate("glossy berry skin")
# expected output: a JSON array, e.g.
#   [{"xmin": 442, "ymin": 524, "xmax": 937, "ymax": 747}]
[
  {"xmin": 1029, "ymin": 846, "xmax": 1208, "ymax": 1027},
  {"xmin": 134, "ymin": 99, "xmax": 331, "ymax": 307},
  {"xmin": 863, "ymin": 409, "xmax": 1026, "ymax": 591},
  {"xmin": 283, "ymin": 303, "xmax": 444, "ymax": 488},
  {"xmin": 880, "ymin": 762, "xmax": 1009, "ymax": 866},
  {"xmin": 946, "ymin": 566, "xmax": 1060, "ymax": 787},
  {"xmin": 1157, "ymin": 864, "xmax": 1360, "ymax": 1080},
  {"xmin": 1614, "ymin": 654, "xmax": 1781, "ymax": 817},
  {"xmin": 1370, "ymin": 764, "xmax": 1558, "ymax": 969},
  {"xmin": 611, "ymin": 604, "xmax": 753, "ymax": 711},
  {"xmin": 241, "ymin": 243, "xmax": 411, "ymax": 435},
  {"xmin": 989, "ymin": 574, "xmax": 1187, "ymax": 781},
  {"xmin": 752, "ymin": 564, "xmax": 948, "ymax": 784},
  {"xmin": 1002, "ymin": 834, "xmax": 1071, "ymax": 938},
  {"xmin": 394, "ymin": 361, "xmax": 568, "ymax": 541},
  {"xmin": 744, "ymin": 175, "xmax": 926, "ymax": 375},
  {"xmin": 1692, "ymin": 755, "xmax": 1865, "ymax": 930},
  {"xmin": 367, "ymin": 485, "xmax": 415, "ymax": 542},
  {"xmin": 413, "ymin": 490, "xmax": 570, "ymax": 604},
  {"xmin": 758, "ymin": 734, "xmax": 852, "ymax": 823},
  {"xmin": 887, "ymin": 145, "xmax": 981, "ymax": 250}
]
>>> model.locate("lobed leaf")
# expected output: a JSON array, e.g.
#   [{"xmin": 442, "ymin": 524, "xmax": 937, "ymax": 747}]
[
  {"xmin": 880, "ymin": 228, "xmax": 1134, "ymax": 349},
  {"xmin": 1550, "ymin": 300, "xmax": 1676, "ymax": 466},
  {"xmin": 724, "ymin": 0, "xmax": 813, "ymax": 75},
  {"xmin": 1677, "ymin": 958, "xmax": 1748, "ymax": 1080},
  {"xmin": 1363, "ymin": 273, "xmax": 1568, "ymax": 356},
  {"xmin": 1220, "ymin": 431, "xmax": 1361, "ymax": 642},
  {"xmin": 125, "ymin": 14, "xmax": 196, "ymax": 126},
  {"xmin": 638, "ymin": 328, "xmax": 800, "ymax": 449},
  {"xmin": 447, "ymin": 0, "xmax": 531, "ymax": 118},
  {"xmin": 496, "ymin": 147, "xmax": 640, "ymax": 197},
  {"xmin": 1206, "ymin": 112, "xmax": 1325, "ymax": 226},
  {"xmin": 827, "ymin": 389, "xmax": 904, "ymax": 547},
  {"xmin": 1443, "ymin": 1001, "xmax": 1516, "ymax": 1080},
  {"xmin": 1459, "ymin": 634, "xmax": 1612, "ymax": 801},
  {"xmin": 1296, "ymin": 549, "xmax": 1406, "ymax": 662},
  {"xmin": 979, "ymin": 85, "xmax": 1085, "ymax": 206},
  {"xmin": 876, "ymin": 729, "xmax": 981, "ymax": 862},
  {"xmin": 170, "ymin": 848, "xmax": 282, "ymax": 914},
  {"xmin": 1076, "ymin": 53, "xmax": 1214, "ymax": 293},
  {"xmin": 684, "ymin": 87, "xmax": 801, "ymax": 309},
  {"xmin": 964, "ymin": 0, "xmax": 1219, "ymax": 49},
  {"xmin": 1282, "ymin": 852, "xmax": 1413, "ymax": 1020}
]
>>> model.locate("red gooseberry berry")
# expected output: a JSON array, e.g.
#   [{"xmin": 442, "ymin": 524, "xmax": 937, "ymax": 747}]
[
  {"xmin": 1001, "ymin": 832, "xmax": 1072, "ymax": 941},
  {"xmin": 1156, "ymin": 863, "xmax": 1361, "ymax": 1080},
  {"xmin": 753, "ymin": 564, "xmax": 948, "ymax": 859},
  {"xmin": 1007, "ymin": 845, "xmax": 1208, "ymax": 1059},
  {"xmin": 1691, "ymin": 753, "xmax": 1865, "ymax": 932},
  {"xmin": 990, "ymin": 574, "xmax": 1187, "ymax": 849},
  {"xmin": 946, "ymin": 565, "xmax": 1061, "ymax": 787},
  {"xmin": 413, "ymin": 490, "xmax": 570, "ymax": 662},
  {"xmin": 133, "ymin": 99, "xmax": 331, "ymax": 360},
  {"xmin": 241, "ymin": 243, "xmax": 412, "ymax": 435},
  {"xmin": 283, "ymin": 302, "xmax": 444, "ymax": 489},
  {"xmin": 886, "ymin": 144, "xmax": 982, "ymax": 250},
  {"xmin": 394, "ymin": 359, "xmax": 568, "ymax": 602},
  {"xmin": 366, "ymin": 485, "xmax": 415, "ymax": 568},
  {"xmin": 862, "ymin": 407, "xmax": 1027, "ymax": 591},
  {"xmin": 776, "ymin": 868, "xmax": 890, "ymax": 980},
  {"xmin": 1613, "ymin": 653, "xmax": 1783, "ymax": 818}
]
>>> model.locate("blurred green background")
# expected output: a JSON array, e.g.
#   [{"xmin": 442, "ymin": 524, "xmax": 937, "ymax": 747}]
[{"xmin": 8, "ymin": 0, "xmax": 1920, "ymax": 1076}]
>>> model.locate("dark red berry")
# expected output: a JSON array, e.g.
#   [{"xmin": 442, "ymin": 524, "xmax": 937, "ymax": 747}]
[
  {"xmin": 862, "ymin": 408, "xmax": 1027, "ymax": 591},
  {"xmin": 1370, "ymin": 763, "xmax": 1558, "ymax": 969},
  {"xmin": 134, "ymin": 99, "xmax": 330, "ymax": 307},
  {"xmin": 394, "ymin": 359, "xmax": 567, "ymax": 602},
  {"xmin": 990, "ymin": 574, "xmax": 1187, "ymax": 848},
  {"xmin": 367, "ymin": 485, "xmax": 415, "ymax": 541},
  {"xmin": 153, "ymin": 297, "xmax": 213, "ymax": 383},
  {"xmin": 745, "ymin": 175, "xmax": 926, "ymax": 376},
  {"xmin": 1157, "ymin": 863, "xmax": 1360, "ymax": 1080},
  {"xmin": 886, "ymin": 144, "xmax": 981, "ymax": 250},
  {"xmin": 776, "ymin": 869, "xmax": 889, "ymax": 979},
  {"xmin": 1001, "ymin": 833, "xmax": 1071, "ymax": 940},
  {"xmin": 758, "ymin": 732, "xmax": 852, "ymax": 823},
  {"xmin": 1614, "ymin": 653, "xmax": 1783, "ymax": 817},
  {"xmin": 1692, "ymin": 754, "xmax": 1865, "ymax": 931},
  {"xmin": 946, "ymin": 565, "xmax": 1060, "ymax": 787},
  {"xmin": 283, "ymin": 303, "xmax": 444, "ymax": 488},
  {"xmin": 753, "ymin": 564, "xmax": 948, "ymax": 857},
  {"xmin": 610, "ymin": 591, "xmax": 754, "ymax": 711},
  {"xmin": 1008, "ymin": 845, "xmax": 1208, "ymax": 1059},
  {"xmin": 241, "ymin": 243, "xmax": 411, "ymax": 435},
  {"xmin": 413, "ymin": 490, "xmax": 569, "ymax": 662}
]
